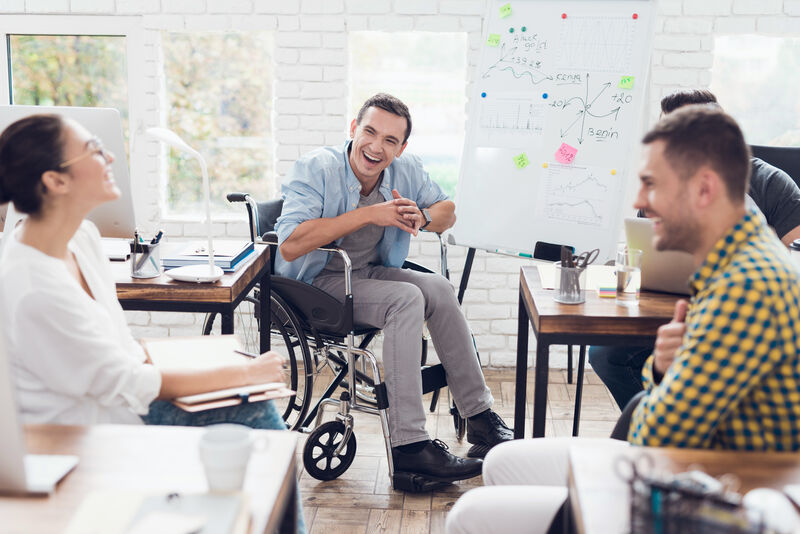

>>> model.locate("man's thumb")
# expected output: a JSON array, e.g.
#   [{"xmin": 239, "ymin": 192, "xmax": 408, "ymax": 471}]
[{"xmin": 672, "ymin": 299, "xmax": 688, "ymax": 323}]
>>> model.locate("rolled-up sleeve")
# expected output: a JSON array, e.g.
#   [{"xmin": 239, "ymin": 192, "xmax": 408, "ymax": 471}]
[
  {"xmin": 406, "ymin": 154, "xmax": 448, "ymax": 208},
  {"xmin": 275, "ymin": 158, "xmax": 326, "ymax": 246},
  {"xmin": 16, "ymin": 291, "xmax": 161, "ymax": 415}
]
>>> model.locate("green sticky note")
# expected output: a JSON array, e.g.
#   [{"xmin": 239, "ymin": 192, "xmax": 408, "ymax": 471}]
[
  {"xmin": 499, "ymin": 3, "xmax": 512, "ymax": 18},
  {"xmin": 619, "ymin": 76, "xmax": 635, "ymax": 89},
  {"xmin": 513, "ymin": 152, "xmax": 529, "ymax": 169},
  {"xmin": 487, "ymin": 33, "xmax": 501, "ymax": 47}
]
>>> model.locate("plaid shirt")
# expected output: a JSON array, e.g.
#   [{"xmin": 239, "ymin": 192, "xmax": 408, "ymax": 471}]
[{"xmin": 629, "ymin": 210, "xmax": 800, "ymax": 451}]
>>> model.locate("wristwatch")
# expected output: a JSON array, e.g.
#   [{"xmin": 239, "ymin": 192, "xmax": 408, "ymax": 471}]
[{"xmin": 420, "ymin": 208, "xmax": 432, "ymax": 230}]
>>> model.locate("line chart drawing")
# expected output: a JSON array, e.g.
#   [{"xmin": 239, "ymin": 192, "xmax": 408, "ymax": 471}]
[
  {"xmin": 539, "ymin": 164, "xmax": 614, "ymax": 227},
  {"xmin": 555, "ymin": 16, "xmax": 636, "ymax": 73}
]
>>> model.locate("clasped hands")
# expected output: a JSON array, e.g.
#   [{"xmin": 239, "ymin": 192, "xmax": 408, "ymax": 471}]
[
  {"xmin": 653, "ymin": 299, "xmax": 688, "ymax": 377},
  {"xmin": 369, "ymin": 189, "xmax": 426, "ymax": 236}
]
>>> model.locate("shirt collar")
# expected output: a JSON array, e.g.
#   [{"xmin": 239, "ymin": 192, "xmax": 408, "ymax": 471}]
[{"xmin": 689, "ymin": 209, "xmax": 764, "ymax": 295}]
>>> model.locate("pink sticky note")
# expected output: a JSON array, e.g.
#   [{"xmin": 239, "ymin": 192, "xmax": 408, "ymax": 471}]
[{"xmin": 555, "ymin": 143, "xmax": 578, "ymax": 164}]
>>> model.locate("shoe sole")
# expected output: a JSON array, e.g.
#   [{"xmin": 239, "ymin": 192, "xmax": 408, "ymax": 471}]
[
  {"xmin": 393, "ymin": 470, "xmax": 481, "ymax": 492},
  {"xmin": 466, "ymin": 443, "xmax": 491, "ymax": 459}
]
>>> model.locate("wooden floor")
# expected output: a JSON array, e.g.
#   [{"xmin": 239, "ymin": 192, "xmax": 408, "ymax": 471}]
[{"xmin": 296, "ymin": 367, "xmax": 622, "ymax": 534}]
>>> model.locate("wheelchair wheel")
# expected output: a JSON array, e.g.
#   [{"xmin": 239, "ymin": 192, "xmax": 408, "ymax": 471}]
[
  {"xmin": 303, "ymin": 420, "xmax": 357, "ymax": 481},
  {"xmin": 202, "ymin": 291, "xmax": 314, "ymax": 431}
]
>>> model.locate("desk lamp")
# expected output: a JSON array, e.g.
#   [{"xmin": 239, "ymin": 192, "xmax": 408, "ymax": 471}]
[{"xmin": 146, "ymin": 127, "xmax": 224, "ymax": 283}]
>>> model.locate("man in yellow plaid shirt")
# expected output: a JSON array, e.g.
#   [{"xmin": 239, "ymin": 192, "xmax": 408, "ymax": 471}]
[
  {"xmin": 446, "ymin": 106, "xmax": 800, "ymax": 534},
  {"xmin": 628, "ymin": 105, "xmax": 800, "ymax": 450}
]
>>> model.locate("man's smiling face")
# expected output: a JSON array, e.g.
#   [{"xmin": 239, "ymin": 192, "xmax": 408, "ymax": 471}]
[{"xmin": 348, "ymin": 106, "xmax": 408, "ymax": 185}]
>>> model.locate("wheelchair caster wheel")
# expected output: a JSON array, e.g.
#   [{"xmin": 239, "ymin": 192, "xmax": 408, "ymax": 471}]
[
  {"xmin": 392, "ymin": 472, "xmax": 450, "ymax": 493},
  {"xmin": 303, "ymin": 421, "xmax": 357, "ymax": 481}
]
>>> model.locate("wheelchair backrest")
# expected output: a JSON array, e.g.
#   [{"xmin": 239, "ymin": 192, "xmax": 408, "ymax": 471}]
[{"xmin": 256, "ymin": 198, "xmax": 284, "ymax": 238}]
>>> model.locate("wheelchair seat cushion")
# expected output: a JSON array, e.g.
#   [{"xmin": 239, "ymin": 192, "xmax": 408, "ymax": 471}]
[{"xmin": 271, "ymin": 276, "xmax": 379, "ymax": 337}]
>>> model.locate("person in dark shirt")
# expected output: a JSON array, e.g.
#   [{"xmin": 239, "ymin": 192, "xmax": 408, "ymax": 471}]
[{"xmin": 592, "ymin": 89, "xmax": 800, "ymax": 410}]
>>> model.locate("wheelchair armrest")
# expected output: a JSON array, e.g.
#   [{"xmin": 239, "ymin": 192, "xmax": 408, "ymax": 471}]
[
  {"xmin": 260, "ymin": 231, "xmax": 278, "ymax": 246},
  {"xmin": 401, "ymin": 260, "xmax": 434, "ymax": 274}
]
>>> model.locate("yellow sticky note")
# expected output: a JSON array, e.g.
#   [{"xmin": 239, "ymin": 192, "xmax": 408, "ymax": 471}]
[
  {"xmin": 499, "ymin": 3, "xmax": 512, "ymax": 18},
  {"xmin": 513, "ymin": 152, "xmax": 529, "ymax": 169},
  {"xmin": 619, "ymin": 76, "xmax": 635, "ymax": 90},
  {"xmin": 487, "ymin": 33, "xmax": 501, "ymax": 47}
]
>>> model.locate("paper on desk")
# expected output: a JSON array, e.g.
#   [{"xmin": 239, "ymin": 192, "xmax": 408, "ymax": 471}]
[
  {"xmin": 128, "ymin": 512, "xmax": 206, "ymax": 534},
  {"xmin": 538, "ymin": 264, "xmax": 616, "ymax": 291}
]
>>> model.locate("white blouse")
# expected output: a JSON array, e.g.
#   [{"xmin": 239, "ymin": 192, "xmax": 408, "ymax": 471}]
[{"xmin": 0, "ymin": 221, "xmax": 161, "ymax": 425}]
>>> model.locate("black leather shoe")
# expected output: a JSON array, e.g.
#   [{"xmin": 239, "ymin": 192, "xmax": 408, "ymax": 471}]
[
  {"xmin": 392, "ymin": 439, "xmax": 482, "ymax": 482},
  {"xmin": 466, "ymin": 410, "xmax": 513, "ymax": 458}
]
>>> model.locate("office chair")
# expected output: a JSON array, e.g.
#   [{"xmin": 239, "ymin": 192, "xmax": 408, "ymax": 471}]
[
  {"xmin": 750, "ymin": 145, "xmax": 800, "ymax": 187},
  {"xmin": 204, "ymin": 193, "xmax": 471, "ymax": 491}
]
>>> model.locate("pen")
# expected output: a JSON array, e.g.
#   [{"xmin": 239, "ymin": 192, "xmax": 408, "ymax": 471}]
[
  {"xmin": 234, "ymin": 349, "xmax": 259, "ymax": 358},
  {"xmin": 151, "ymin": 230, "xmax": 163, "ymax": 244},
  {"xmin": 494, "ymin": 248, "xmax": 533, "ymax": 259}
]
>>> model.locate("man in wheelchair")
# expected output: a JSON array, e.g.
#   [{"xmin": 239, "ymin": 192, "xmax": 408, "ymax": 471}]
[{"xmin": 275, "ymin": 93, "xmax": 512, "ymax": 483}]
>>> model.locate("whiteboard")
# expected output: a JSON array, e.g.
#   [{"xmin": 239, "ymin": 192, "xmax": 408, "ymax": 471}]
[{"xmin": 452, "ymin": 0, "xmax": 655, "ymax": 261}]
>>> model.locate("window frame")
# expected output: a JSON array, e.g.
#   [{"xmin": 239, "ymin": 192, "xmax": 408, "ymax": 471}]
[{"xmin": 0, "ymin": 15, "xmax": 148, "ymax": 219}]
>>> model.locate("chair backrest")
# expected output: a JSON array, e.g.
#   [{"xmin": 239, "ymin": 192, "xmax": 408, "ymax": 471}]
[
  {"xmin": 609, "ymin": 390, "xmax": 646, "ymax": 441},
  {"xmin": 750, "ymin": 145, "xmax": 800, "ymax": 188},
  {"xmin": 0, "ymin": 304, "xmax": 30, "ymax": 492}
]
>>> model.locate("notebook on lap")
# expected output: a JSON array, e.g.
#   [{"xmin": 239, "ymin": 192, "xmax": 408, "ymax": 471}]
[{"xmin": 624, "ymin": 217, "xmax": 695, "ymax": 296}]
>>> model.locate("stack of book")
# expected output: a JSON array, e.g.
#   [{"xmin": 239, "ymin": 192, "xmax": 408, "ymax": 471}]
[{"xmin": 161, "ymin": 240, "xmax": 255, "ymax": 272}]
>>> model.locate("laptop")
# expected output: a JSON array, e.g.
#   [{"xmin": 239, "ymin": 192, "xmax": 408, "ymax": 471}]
[
  {"xmin": 0, "ymin": 314, "xmax": 78, "ymax": 496},
  {"xmin": 0, "ymin": 105, "xmax": 136, "ymax": 239},
  {"xmin": 624, "ymin": 217, "xmax": 695, "ymax": 296}
]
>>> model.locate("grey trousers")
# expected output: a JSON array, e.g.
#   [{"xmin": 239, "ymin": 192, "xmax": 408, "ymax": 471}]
[{"xmin": 313, "ymin": 265, "xmax": 494, "ymax": 446}]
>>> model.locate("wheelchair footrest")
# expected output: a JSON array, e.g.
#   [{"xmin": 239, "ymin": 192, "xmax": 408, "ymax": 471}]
[{"xmin": 392, "ymin": 471, "xmax": 452, "ymax": 493}]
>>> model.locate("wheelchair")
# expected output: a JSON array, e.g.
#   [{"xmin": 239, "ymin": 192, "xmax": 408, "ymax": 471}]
[{"xmin": 202, "ymin": 192, "xmax": 474, "ymax": 491}]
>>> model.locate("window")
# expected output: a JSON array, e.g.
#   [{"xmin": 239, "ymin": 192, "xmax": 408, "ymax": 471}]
[
  {"xmin": 162, "ymin": 32, "xmax": 274, "ymax": 216},
  {"xmin": 711, "ymin": 35, "xmax": 800, "ymax": 146},
  {"xmin": 349, "ymin": 32, "xmax": 468, "ymax": 198},
  {"xmin": 6, "ymin": 34, "xmax": 129, "ymax": 150}
]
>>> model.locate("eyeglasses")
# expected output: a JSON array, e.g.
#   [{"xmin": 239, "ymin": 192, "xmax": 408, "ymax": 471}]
[{"xmin": 58, "ymin": 138, "xmax": 113, "ymax": 169}]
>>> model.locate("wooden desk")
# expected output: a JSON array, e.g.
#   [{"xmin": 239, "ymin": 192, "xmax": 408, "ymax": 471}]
[
  {"xmin": 114, "ymin": 244, "xmax": 270, "ymax": 353},
  {"xmin": 515, "ymin": 265, "xmax": 679, "ymax": 438},
  {"xmin": 568, "ymin": 443, "xmax": 800, "ymax": 534},
  {"xmin": 1, "ymin": 425, "xmax": 298, "ymax": 534}
]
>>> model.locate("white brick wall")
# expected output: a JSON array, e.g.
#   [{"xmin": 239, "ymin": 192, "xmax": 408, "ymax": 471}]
[{"xmin": 6, "ymin": 0, "xmax": 800, "ymax": 367}]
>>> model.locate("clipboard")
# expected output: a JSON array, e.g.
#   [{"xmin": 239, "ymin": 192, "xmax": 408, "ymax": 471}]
[{"xmin": 141, "ymin": 335, "xmax": 295, "ymax": 412}]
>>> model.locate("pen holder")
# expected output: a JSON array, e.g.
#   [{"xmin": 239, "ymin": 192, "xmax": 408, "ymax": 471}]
[
  {"xmin": 130, "ymin": 241, "xmax": 162, "ymax": 279},
  {"xmin": 553, "ymin": 262, "xmax": 586, "ymax": 304}
]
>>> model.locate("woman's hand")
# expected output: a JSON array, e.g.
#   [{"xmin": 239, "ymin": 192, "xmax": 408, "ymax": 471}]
[{"xmin": 245, "ymin": 351, "xmax": 286, "ymax": 385}]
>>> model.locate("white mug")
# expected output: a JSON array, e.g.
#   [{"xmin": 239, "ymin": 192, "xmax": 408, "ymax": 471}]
[{"xmin": 198, "ymin": 424, "xmax": 253, "ymax": 492}]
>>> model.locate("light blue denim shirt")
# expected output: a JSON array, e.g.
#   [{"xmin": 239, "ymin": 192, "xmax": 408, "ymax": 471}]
[{"xmin": 274, "ymin": 141, "xmax": 449, "ymax": 284}]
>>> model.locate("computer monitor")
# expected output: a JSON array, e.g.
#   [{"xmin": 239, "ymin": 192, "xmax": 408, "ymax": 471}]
[
  {"xmin": 0, "ymin": 105, "xmax": 136, "ymax": 238},
  {"xmin": 0, "ymin": 309, "xmax": 78, "ymax": 495}
]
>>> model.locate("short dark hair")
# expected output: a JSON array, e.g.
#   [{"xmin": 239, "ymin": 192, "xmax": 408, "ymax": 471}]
[
  {"xmin": 643, "ymin": 105, "xmax": 750, "ymax": 203},
  {"xmin": 660, "ymin": 89, "xmax": 720, "ymax": 114},
  {"xmin": 0, "ymin": 114, "xmax": 67, "ymax": 215},
  {"xmin": 356, "ymin": 93, "xmax": 412, "ymax": 143}
]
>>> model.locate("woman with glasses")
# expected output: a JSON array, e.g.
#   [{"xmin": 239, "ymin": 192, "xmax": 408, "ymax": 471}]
[{"xmin": 0, "ymin": 114, "xmax": 305, "ymax": 532}]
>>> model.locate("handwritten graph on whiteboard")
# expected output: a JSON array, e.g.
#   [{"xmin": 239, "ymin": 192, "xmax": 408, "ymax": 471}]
[
  {"xmin": 537, "ymin": 164, "xmax": 618, "ymax": 228},
  {"xmin": 476, "ymin": 98, "xmax": 546, "ymax": 147},
  {"xmin": 555, "ymin": 16, "xmax": 637, "ymax": 72}
]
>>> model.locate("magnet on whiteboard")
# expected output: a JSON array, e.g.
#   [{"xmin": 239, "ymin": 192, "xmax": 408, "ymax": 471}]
[
  {"xmin": 543, "ymin": 163, "xmax": 549, "ymax": 168},
  {"xmin": 632, "ymin": 13, "xmax": 639, "ymax": 19},
  {"xmin": 481, "ymin": 92, "xmax": 487, "ymax": 98},
  {"xmin": 542, "ymin": 93, "xmax": 548, "ymax": 99},
  {"xmin": 611, "ymin": 169, "xmax": 617, "ymax": 175},
  {"xmin": 509, "ymin": 27, "xmax": 514, "ymax": 33},
  {"xmin": 561, "ymin": 13, "xmax": 567, "ymax": 19}
]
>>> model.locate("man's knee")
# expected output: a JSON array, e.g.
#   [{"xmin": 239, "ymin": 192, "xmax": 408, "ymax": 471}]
[{"xmin": 385, "ymin": 282, "xmax": 425, "ymax": 317}]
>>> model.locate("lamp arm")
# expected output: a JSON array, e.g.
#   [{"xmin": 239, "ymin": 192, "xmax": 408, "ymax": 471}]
[{"xmin": 196, "ymin": 154, "xmax": 215, "ymax": 273}]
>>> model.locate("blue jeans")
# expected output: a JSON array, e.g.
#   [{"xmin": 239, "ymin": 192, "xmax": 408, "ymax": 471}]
[
  {"xmin": 143, "ymin": 400, "xmax": 306, "ymax": 534},
  {"xmin": 588, "ymin": 345, "xmax": 652, "ymax": 410}
]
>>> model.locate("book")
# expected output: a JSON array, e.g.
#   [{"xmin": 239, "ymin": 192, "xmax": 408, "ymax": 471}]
[
  {"xmin": 141, "ymin": 335, "xmax": 294, "ymax": 409},
  {"xmin": 161, "ymin": 240, "xmax": 254, "ymax": 270}
]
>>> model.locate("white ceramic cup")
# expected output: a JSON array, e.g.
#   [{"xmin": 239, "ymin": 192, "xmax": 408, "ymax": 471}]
[{"xmin": 198, "ymin": 424, "xmax": 253, "ymax": 492}]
